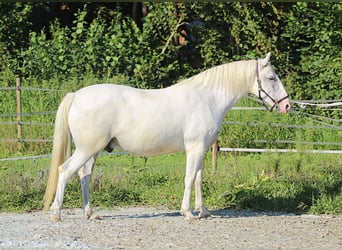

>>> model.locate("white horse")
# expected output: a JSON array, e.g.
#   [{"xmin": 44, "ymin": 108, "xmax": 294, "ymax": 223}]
[{"xmin": 43, "ymin": 52, "xmax": 290, "ymax": 222}]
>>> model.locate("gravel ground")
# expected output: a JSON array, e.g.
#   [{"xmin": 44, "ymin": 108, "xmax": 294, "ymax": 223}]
[{"xmin": 0, "ymin": 206, "xmax": 341, "ymax": 249}]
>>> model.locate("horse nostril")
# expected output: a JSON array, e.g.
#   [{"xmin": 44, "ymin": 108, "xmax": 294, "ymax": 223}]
[{"xmin": 285, "ymin": 104, "xmax": 291, "ymax": 112}]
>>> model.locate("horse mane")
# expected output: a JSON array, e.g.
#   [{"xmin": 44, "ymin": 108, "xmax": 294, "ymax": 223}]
[{"xmin": 175, "ymin": 59, "xmax": 256, "ymax": 96}]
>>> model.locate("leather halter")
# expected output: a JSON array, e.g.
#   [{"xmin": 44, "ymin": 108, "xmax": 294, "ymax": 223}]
[{"xmin": 256, "ymin": 60, "xmax": 289, "ymax": 112}]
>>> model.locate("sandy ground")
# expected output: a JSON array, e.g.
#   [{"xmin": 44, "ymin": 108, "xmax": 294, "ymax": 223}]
[{"xmin": 0, "ymin": 206, "xmax": 341, "ymax": 249}]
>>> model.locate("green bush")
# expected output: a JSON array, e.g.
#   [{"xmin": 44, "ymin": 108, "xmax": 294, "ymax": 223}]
[
  {"xmin": 2, "ymin": 3, "xmax": 182, "ymax": 89},
  {"xmin": 1, "ymin": 3, "xmax": 340, "ymax": 100}
]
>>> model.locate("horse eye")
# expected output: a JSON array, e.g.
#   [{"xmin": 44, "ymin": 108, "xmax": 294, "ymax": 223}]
[{"xmin": 268, "ymin": 76, "xmax": 275, "ymax": 81}]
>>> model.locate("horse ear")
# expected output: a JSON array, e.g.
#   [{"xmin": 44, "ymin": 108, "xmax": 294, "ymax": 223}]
[{"xmin": 261, "ymin": 52, "xmax": 271, "ymax": 66}]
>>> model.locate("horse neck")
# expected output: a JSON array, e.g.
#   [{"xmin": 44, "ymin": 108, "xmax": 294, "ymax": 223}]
[{"xmin": 183, "ymin": 60, "xmax": 255, "ymax": 113}]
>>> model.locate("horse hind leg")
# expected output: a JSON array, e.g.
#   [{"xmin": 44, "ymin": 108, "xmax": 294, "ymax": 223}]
[
  {"xmin": 78, "ymin": 154, "xmax": 100, "ymax": 220},
  {"xmin": 49, "ymin": 150, "xmax": 94, "ymax": 222}
]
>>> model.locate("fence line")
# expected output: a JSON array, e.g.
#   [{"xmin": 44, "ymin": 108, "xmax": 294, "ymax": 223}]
[
  {"xmin": 1, "ymin": 145, "xmax": 341, "ymax": 163},
  {"xmin": 306, "ymin": 119, "xmax": 342, "ymax": 130},
  {"xmin": 292, "ymin": 99, "xmax": 342, "ymax": 106},
  {"xmin": 1, "ymin": 79, "xmax": 341, "ymax": 164},
  {"xmin": 0, "ymin": 151, "xmax": 127, "ymax": 162},
  {"xmin": 246, "ymin": 95, "xmax": 342, "ymax": 107},
  {"xmin": 0, "ymin": 154, "xmax": 52, "ymax": 162},
  {"xmin": 296, "ymin": 111, "xmax": 342, "ymax": 123},
  {"xmin": 0, "ymin": 111, "xmax": 56, "ymax": 117},
  {"xmin": 0, "ymin": 121, "xmax": 54, "ymax": 126},
  {"xmin": 218, "ymin": 147, "xmax": 342, "ymax": 154},
  {"xmin": 20, "ymin": 121, "xmax": 54, "ymax": 126},
  {"xmin": 0, "ymin": 87, "xmax": 17, "ymax": 91},
  {"xmin": 294, "ymin": 99, "xmax": 342, "ymax": 103},
  {"xmin": 2, "ymin": 118, "xmax": 339, "ymax": 129},
  {"xmin": 2, "ymin": 137, "xmax": 341, "ymax": 147},
  {"xmin": 0, "ymin": 86, "xmax": 66, "ymax": 92},
  {"xmin": 252, "ymin": 139, "xmax": 342, "ymax": 147},
  {"xmin": 20, "ymin": 139, "xmax": 52, "ymax": 143},
  {"xmin": 20, "ymin": 87, "xmax": 65, "ymax": 92},
  {"xmin": 223, "ymin": 120, "xmax": 341, "ymax": 130},
  {"xmin": 1, "ymin": 139, "xmax": 52, "ymax": 143}
]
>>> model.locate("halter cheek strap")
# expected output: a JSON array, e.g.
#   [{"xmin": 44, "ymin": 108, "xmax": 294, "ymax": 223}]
[{"xmin": 256, "ymin": 60, "xmax": 289, "ymax": 112}]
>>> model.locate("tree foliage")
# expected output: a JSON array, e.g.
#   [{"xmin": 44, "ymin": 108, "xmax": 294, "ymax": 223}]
[
  {"xmin": 0, "ymin": 2, "xmax": 340, "ymax": 102},
  {"xmin": 280, "ymin": 2, "xmax": 341, "ymax": 101}
]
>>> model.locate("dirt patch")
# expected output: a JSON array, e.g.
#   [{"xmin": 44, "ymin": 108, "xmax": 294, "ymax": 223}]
[{"xmin": 0, "ymin": 207, "xmax": 341, "ymax": 249}]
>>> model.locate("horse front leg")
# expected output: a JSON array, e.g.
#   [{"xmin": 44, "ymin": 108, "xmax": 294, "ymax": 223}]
[
  {"xmin": 78, "ymin": 154, "xmax": 100, "ymax": 220},
  {"xmin": 195, "ymin": 168, "xmax": 211, "ymax": 219},
  {"xmin": 181, "ymin": 148, "xmax": 206, "ymax": 222}
]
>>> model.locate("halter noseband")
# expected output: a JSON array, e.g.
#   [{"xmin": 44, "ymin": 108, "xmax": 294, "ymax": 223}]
[{"xmin": 256, "ymin": 60, "xmax": 289, "ymax": 112}]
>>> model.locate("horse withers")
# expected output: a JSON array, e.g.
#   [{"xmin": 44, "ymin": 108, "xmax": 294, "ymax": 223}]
[{"xmin": 43, "ymin": 52, "xmax": 290, "ymax": 222}]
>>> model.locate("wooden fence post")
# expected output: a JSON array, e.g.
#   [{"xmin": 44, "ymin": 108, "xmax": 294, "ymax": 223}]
[
  {"xmin": 212, "ymin": 140, "xmax": 218, "ymax": 173},
  {"xmin": 16, "ymin": 77, "xmax": 22, "ymax": 150}
]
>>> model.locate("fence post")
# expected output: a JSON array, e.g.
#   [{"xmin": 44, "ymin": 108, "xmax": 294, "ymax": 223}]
[
  {"xmin": 212, "ymin": 140, "xmax": 218, "ymax": 173},
  {"xmin": 16, "ymin": 77, "xmax": 22, "ymax": 150}
]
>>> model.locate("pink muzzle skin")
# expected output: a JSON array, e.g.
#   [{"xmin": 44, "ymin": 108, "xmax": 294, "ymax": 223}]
[{"xmin": 277, "ymin": 98, "xmax": 291, "ymax": 114}]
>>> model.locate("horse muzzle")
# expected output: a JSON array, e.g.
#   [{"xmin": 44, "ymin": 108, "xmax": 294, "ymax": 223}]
[{"xmin": 277, "ymin": 97, "xmax": 291, "ymax": 114}]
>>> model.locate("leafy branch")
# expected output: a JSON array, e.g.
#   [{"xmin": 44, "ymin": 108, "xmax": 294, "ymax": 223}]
[{"xmin": 161, "ymin": 15, "xmax": 185, "ymax": 55}]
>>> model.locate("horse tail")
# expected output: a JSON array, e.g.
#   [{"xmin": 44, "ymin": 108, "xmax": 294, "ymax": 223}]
[{"xmin": 43, "ymin": 92, "xmax": 75, "ymax": 212}]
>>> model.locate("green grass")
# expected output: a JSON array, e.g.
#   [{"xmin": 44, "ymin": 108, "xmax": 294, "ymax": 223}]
[{"xmin": 0, "ymin": 151, "xmax": 341, "ymax": 215}]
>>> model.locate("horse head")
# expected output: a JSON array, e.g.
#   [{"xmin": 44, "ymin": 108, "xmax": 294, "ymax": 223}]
[{"xmin": 252, "ymin": 52, "xmax": 291, "ymax": 114}]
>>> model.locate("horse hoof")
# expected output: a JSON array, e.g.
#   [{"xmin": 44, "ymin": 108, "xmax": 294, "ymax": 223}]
[
  {"xmin": 88, "ymin": 213, "xmax": 101, "ymax": 220},
  {"xmin": 50, "ymin": 214, "xmax": 61, "ymax": 222},
  {"xmin": 181, "ymin": 210, "xmax": 195, "ymax": 222},
  {"xmin": 185, "ymin": 215, "xmax": 195, "ymax": 223},
  {"xmin": 199, "ymin": 208, "xmax": 211, "ymax": 219},
  {"xmin": 199, "ymin": 213, "xmax": 211, "ymax": 219}
]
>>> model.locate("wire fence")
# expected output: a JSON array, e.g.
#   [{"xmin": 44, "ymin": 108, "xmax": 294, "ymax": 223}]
[
  {"xmin": 1, "ymin": 80, "xmax": 341, "ymax": 162},
  {"xmin": 0, "ymin": 151, "xmax": 128, "ymax": 162},
  {"xmin": 0, "ymin": 86, "xmax": 66, "ymax": 92}
]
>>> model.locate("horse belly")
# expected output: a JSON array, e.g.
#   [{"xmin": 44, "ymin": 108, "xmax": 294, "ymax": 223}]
[{"xmin": 115, "ymin": 130, "xmax": 184, "ymax": 156}]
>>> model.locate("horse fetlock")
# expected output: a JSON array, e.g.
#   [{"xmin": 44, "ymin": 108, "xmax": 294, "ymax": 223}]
[{"xmin": 84, "ymin": 205, "xmax": 93, "ymax": 216}]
